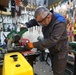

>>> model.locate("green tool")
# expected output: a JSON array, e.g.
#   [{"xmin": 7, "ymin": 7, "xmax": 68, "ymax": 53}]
[{"xmin": 7, "ymin": 28, "xmax": 28, "ymax": 40}]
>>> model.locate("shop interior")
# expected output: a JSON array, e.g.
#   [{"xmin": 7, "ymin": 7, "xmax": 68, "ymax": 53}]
[{"xmin": 0, "ymin": 0, "xmax": 76, "ymax": 75}]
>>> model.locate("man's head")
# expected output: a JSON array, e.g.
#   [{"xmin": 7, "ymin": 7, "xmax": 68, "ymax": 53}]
[{"xmin": 34, "ymin": 6, "xmax": 52, "ymax": 26}]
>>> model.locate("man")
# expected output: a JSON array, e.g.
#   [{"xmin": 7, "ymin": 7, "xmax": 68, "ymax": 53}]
[{"xmin": 24, "ymin": 6, "xmax": 68, "ymax": 75}]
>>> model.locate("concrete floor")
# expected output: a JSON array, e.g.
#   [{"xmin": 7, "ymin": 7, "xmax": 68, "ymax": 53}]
[{"xmin": 34, "ymin": 61, "xmax": 54, "ymax": 75}]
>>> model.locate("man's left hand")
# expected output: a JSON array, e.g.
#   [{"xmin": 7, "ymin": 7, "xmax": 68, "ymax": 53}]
[{"xmin": 24, "ymin": 42, "xmax": 34, "ymax": 51}]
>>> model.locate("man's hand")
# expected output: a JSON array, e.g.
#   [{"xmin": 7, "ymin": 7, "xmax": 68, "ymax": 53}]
[
  {"xmin": 24, "ymin": 42, "xmax": 34, "ymax": 51},
  {"xmin": 19, "ymin": 22, "xmax": 28, "ymax": 31},
  {"xmin": 20, "ymin": 27, "xmax": 28, "ymax": 32}
]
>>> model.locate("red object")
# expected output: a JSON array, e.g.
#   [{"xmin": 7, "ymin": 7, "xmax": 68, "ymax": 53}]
[
  {"xmin": 15, "ymin": 0, "xmax": 21, "ymax": 6},
  {"xmin": 22, "ymin": 50, "xmax": 35, "ymax": 55},
  {"xmin": 20, "ymin": 38, "xmax": 30, "ymax": 46}
]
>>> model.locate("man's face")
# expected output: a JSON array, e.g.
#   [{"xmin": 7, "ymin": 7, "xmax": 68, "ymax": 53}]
[{"xmin": 36, "ymin": 14, "xmax": 50, "ymax": 26}]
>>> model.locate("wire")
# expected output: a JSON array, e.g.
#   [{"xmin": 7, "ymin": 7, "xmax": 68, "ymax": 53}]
[{"xmin": 0, "ymin": 15, "xmax": 3, "ymax": 23}]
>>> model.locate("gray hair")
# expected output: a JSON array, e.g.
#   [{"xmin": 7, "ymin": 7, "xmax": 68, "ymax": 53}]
[{"xmin": 34, "ymin": 6, "xmax": 50, "ymax": 19}]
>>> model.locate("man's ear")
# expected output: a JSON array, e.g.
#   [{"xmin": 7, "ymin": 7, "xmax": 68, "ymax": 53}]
[{"xmin": 47, "ymin": 15, "xmax": 50, "ymax": 18}]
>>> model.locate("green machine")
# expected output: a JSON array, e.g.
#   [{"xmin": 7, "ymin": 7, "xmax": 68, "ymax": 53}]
[
  {"xmin": 69, "ymin": 42, "xmax": 76, "ymax": 75},
  {"xmin": 7, "ymin": 28, "xmax": 28, "ymax": 40},
  {"xmin": 6, "ymin": 27, "xmax": 28, "ymax": 50}
]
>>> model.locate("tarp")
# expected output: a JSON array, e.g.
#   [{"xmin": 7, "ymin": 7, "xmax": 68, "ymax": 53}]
[
  {"xmin": 61, "ymin": 0, "xmax": 70, "ymax": 3},
  {"xmin": 48, "ymin": 0, "xmax": 61, "ymax": 8},
  {"xmin": 48, "ymin": 0, "xmax": 61, "ymax": 5},
  {"xmin": 48, "ymin": 0, "xmax": 69, "ymax": 8}
]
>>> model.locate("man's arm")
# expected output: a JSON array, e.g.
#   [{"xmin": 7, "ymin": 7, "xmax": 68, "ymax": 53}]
[
  {"xmin": 25, "ymin": 19, "xmax": 39, "ymax": 28},
  {"xmin": 33, "ymin": 23, "xmax": 66, "ymax": 50}
]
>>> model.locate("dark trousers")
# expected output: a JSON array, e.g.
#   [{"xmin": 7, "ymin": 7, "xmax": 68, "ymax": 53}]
[
  {"xmin": 50, "ymin": 54, "xmax": 67, "ymax": 75},
  {"xmin": 39, "ymin": 50, "xmax": 45, "ymax": 61}
]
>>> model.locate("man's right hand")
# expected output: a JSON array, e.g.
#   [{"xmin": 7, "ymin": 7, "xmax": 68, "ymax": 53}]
[
  {"xmin": 24, "ymin": 42, "xmax": 34, "ymax": 51},
  {"xmin": 20, "ymin": 27, "xmax": 28, "ymax": 31}
]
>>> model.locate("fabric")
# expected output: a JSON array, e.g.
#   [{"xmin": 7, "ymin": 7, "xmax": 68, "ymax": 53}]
[
  {"xmin": 54, "ymin": 13, "xmax": 66, "ymax": 23},
  {"xmin": 50, "ymin": 54, "xmax": 67, "ymax": 75}
]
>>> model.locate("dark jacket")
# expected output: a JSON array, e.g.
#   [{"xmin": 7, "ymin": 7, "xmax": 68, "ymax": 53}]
[{"xmin": 26, "ymin": 12, "xmax": 68, "ymax": 59}]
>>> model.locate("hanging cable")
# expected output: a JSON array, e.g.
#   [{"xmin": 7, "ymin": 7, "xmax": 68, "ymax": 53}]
[
  {"xmin": 11, "ymin": 0, "xmax": 16, "ymax": 18},
  {"xmin": 0, "ymin": 11, "xmax": 3, "ymax": 23}
]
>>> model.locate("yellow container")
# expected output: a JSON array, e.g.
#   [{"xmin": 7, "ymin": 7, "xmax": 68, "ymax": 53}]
[
  {"xmin": 2, "ymin": 52, "xmax": 34, "ymax": 75},
  {"xmin": 73, "ymin": 30, "xmax": 76, "ymax": 34}
]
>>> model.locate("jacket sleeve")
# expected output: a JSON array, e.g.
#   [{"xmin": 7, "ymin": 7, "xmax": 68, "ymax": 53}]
[
  {"xmin": 25, "ymin": 19, "xmax": 39, "ymax": 28},
  {"xmin": 33, "ymin": 23, "xmax": 66, "ymax": 50}
]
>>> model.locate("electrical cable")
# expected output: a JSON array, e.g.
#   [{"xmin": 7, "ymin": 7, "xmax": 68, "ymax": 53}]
[{"xmin": 0, "ymin": 11, "xmax": 3, "ymax": 23}]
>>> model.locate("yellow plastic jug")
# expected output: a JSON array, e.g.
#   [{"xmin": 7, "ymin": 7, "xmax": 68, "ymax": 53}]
[{"xmin": 2, "ymin": 52, "xmax": 34, "ymax": 75}]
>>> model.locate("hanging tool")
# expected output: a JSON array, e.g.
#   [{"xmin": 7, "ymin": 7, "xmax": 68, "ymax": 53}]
[
  {"xmin": 11, "ymin": 0, "xmax": 16, "ymax": 17},
  {"xmin": 15, "ymin": 0, "xmax": 21, "ymax": 16}
]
